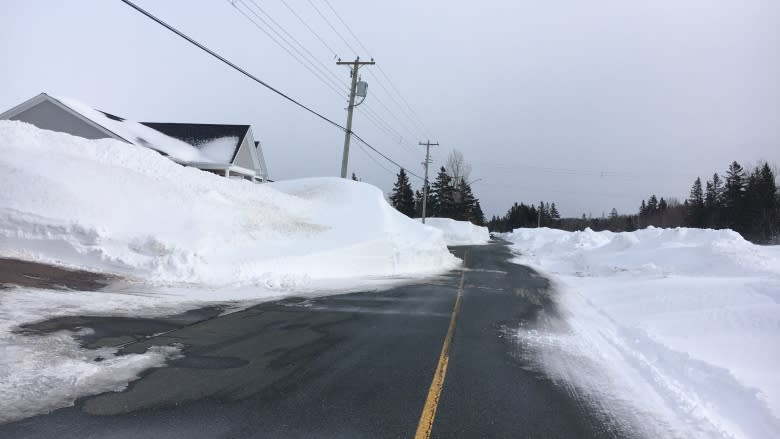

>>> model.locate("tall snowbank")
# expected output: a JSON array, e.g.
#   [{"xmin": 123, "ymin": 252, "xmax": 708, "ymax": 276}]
[
  {"xmin": 504, "ymin": 227, "xmax": 780, "ymax": 438},
  {"xmin": 421, "ymin": 218, "xmax": 490, "ymax": 245},
  {"xmin": 0, "ymin": 121, "xmax": 460, "ymax": 286}
]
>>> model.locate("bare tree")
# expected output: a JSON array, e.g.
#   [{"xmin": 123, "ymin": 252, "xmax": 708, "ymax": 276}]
[{"xmin": 445, "ymin": 149, "xmax": 471, "ymax": 186}]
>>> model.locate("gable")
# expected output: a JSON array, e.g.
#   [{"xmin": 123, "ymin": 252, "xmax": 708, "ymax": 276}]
[
  {"xmin": 2, "ymin": 97, "xmax": 121, "ymax": 141},
  {"xmin": 233, "ymin": 135, "xmax": 257, "ymax": 172},
  {"xmin": 140, "ymin": 122, "xmax": 249, "ymax": 164}
]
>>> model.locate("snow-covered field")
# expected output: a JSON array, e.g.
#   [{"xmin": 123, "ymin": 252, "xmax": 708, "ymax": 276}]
[
  {"xmin": 503, "ymin": 227, "xmax": 780, "ymax": 439},
  {"xmin": 0, "ymin": 120, "xmax": 462, "ymax": 423},
  {"xmin": 420, "ymin": 217, "xmax": 490, "ymax": 245}
]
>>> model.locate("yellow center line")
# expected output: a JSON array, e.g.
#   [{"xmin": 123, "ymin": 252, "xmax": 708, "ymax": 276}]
[{"xmin": 414, "ymin": 251, "xmax": 468, "ymax": 439}]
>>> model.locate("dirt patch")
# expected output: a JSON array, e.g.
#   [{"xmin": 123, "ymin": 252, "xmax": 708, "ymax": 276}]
[{"xmin": 0, "ymin": 258, "xmax": 113, "ymax": 291}]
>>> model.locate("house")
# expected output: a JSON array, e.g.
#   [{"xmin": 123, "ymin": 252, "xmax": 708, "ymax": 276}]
[
  {"xmin": 141, "ymin": 123, "xmax": 269, "ymax": 182},
  {"xmin": 0, "ymin": 93, "xmax": 269, "ymax": 182}
]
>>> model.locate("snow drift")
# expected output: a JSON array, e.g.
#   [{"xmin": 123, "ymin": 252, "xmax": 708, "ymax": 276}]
[
  {"xmin": 504, "ymin": 227, "xmax": 780, "ymax": 439},
  {"xmin": 0, "ymin": 120, "xmax": 460, "ymax": 286},
  {"xmin": 421, "ymin": 217, "xmax": 490, "ymax": 245},
  {"xmin": 0, "ymin": 120, "xmax": 463, "ymax": 424}
]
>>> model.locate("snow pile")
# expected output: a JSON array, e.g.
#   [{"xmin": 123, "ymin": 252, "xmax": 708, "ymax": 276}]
[
  {"xmin": 54, "ymin": 96, "xmax": 213, "ymax": 164},
  {"xmin": 0, "ymin": 121, "xmax": 460, "ymax": 286},
  {"xmin": 421, "ymin": 218, "xmax": 490, "ymax": 245},
  {"xmin": 0, "ymin": 318, "xmax": 179, "ymax": 424},
  {"xmin": 504, "ymin": 227, "xmax": 780, "ymax": 438}
]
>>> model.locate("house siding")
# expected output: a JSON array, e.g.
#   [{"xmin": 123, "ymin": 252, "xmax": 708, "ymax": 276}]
[
  {"xmin": 6, "ymin": 100, "xmax": 111, "ymax": 140},
  {"xmin": 233, "ymin": 136, "xmax": 257, "ymax": 175}
]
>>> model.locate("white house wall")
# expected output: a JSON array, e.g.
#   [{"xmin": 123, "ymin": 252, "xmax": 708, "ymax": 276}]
[
  {"xmin": 233, "ymin": 135, "xmax": 257, "ymax": 176},
  {"xmin": 247, "ymin": 127, "xmax": 269, "ymax": 180},
  {"xmin": 233, "ymin": 127, "xmax": 269, "ymax": 181}
]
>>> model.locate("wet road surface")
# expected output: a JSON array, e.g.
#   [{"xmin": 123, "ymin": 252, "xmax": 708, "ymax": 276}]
[{"xmin": 1, "ymin": 242, "xmax": 636, "ymax": 438}]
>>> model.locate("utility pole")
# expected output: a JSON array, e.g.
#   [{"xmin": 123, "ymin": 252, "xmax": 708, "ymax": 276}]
[
  {"xmin": 337, "ymin": 57, "xmax": 375, "ymax": 178},
  {"xmin": 419, "ymin": 140, "xmax": 438, "ymax": 224}
]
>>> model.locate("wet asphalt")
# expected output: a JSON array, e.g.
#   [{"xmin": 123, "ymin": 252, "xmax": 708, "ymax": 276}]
[{"xmin": 1, "ymin": 242, "xmax": 637, "ymax": 438}]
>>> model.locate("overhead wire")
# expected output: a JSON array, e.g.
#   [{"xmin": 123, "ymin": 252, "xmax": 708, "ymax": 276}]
[
  {"xmin": 246, "ymin": 0, "xmax": 352, "ymax": 93},
  {"xmin": 305, "ymin": 0, "xmax": 359, "ymax": 57},
  {"xmin": 305, "ymin": 0, "xmax": 428, "ymax": 152},
  {"xmin": 231, "ymin": 0, "xmax": 347, "ymax": 96},
  {"xmin": 320, "ymin": 0, "xmax": 432, "ymax": 139},
  {"xmin": 118, "ymin": 0, "xmax": 422, "ymax": 180},
  {"xmin": 241, "ymin": 0, "xmax": 420, "ymax": 159},
  {"xmin": 233, "ymin": 0, "xmax": 422, "ymax": 172},
  {"xmin": 277, "ymin": 0, "xmax": 339, "ymax": 59}
]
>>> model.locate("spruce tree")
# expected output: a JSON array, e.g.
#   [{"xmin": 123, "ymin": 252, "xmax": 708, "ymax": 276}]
[
  {"xmin": 389, "ymin": 168, "xmax": 415, "ymax": 217},
  {"xmin": 538, "ymin": 201, "xmax": 547, "ymax": 227},
  {"xmin": 745, "ymin": 162, "xmax": 778, "ymax": 242},
  {"xmin": 550, "ymin": 203, "xmax": 561, "ymax": 223},
  {"xmin": 430, "ymin": 167, "xmax": 454, "ymax": 218},
  {"xmin": 723, "ymin": 161, "xmax": 747, "ymax": 231},
  {"xmin": 452, "ymin": 178, "xmax": 476, "ymax": 221},
  {"xmin": 472, "ymin": 200, "xmax": 486, "ymax": 226},
  {"xmin": 704, "ymin": 173, "xmax": 724, "ymax": 228},
  {"xmin": 686, "ymin": 177, "xmax": 705, "ymax": 227},
  {"xmin": 647, "ymin": 195, "xmax": 659, "ymax": 213}
]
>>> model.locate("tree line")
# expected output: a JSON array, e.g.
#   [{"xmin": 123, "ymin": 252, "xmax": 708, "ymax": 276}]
[
  {"xmin": 388, "ymin": 150, "xmax": 485, "ymax": 225},
  {"xmin": 485, "ymin": 160, "xmax": 779, "ymax": 244}
]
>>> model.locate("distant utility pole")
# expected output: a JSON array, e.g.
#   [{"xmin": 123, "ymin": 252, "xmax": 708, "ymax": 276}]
[
  {"xmin": 419, "ymin": 140, "xmax": 438, "ymax": 224},
  {"xmin": 337, "ymin": 56, "xmax": 375, "ymax": 178}
]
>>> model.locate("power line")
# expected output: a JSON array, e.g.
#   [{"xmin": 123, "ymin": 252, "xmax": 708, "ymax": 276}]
[
  {"xmin": 318, "ymin": 0, "xmax": 432, "ymax": 139},
  {"xmin": 118, "ymin": 0, "xmax": 422, "ymax": 180},
  {"xmin": 353, "ymin": 132, "xmax": 423, "ymax": 180},
  {"xmin": 245, "ymin": 0, "xmax": 350, "ymax": 91},
  {"xmin": 233, "ymin": 1, "xmax": 420, "ymax": 169},
  {"xmin": 277, "ymin": 0, "xmax": 339, "ymax": 59},
  {"xmin": 358, "ymin": 104, "xmax": 418, "ymax": 153},
  {"xmin": 231, "ymin": 0, "xmax": 347, "ymax": 96},
  {"xmin": 306, "ymin": 0, "xmax": 358, "ymax": 57},
  {"xmin": 118, "ymin": 0, "xmax": 343, "ymax": 130},
  {"xmin": 356, "ymin": 143, "xmax": 396, "ymax": 176}
]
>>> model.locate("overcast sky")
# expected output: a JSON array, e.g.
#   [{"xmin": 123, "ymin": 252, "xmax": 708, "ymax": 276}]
[{"xmin": 1, "ymin": 0, "xmax": 778, "ymax": 217}]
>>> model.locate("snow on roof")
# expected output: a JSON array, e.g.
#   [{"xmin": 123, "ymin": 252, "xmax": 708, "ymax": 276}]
[
  {"xmin": 51, "ymin": 96, "xmax": 215, "ymax": 164},
  {"xmin": 140, "ymin": 122, "xmax": 250, "ymax": 164},
  {"xmin": 195, "ymin": 136, "xmax": 241, "ymax": 163}
]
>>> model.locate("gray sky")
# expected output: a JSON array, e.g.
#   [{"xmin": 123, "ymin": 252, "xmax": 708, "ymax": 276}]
[{"xmin": 1, "ymin": 0, "xmax": 778, "ymax": 218}]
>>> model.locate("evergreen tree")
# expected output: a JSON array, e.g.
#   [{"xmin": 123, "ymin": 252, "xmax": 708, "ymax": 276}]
[
  {"xmin": 647, "ymin": 195, "xmax": 659, "ymax": 213},
  {"xmin": 704, "ymin": 173, "xmax": 723, "ymax": 228},
  {"xmin": 472, "ymin": 200, "xmax": 486, "ymax": 226},
  {"xmin": 745, "ymin": 162, "xmax": 778, "ymax": 242},
  {"xmin": 389, "ymin": 169, "xmax": 415, "ymax": 217},
  {"xmin": 686, "ymin": 177, "xmax": 705, "ymax": 227},
  {"xmin": 723, "ymin": 161, "xmax": 747, "ymax": 231},
  {"xmin": 452, "ymin": 178, "xmax": 476, "ymax": 221},
  {"xmin": 550, "ymin": 203, "xmax": 561, "ymax": 223},
  {"xmin": 429, "ymin": 167, "xmax": 454, "ymax": 218}
]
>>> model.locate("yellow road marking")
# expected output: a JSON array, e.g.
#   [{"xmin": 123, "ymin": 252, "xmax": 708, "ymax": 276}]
[{"xmin": 414, "ymin": 251, "xmax": 468, "ymax": 439}]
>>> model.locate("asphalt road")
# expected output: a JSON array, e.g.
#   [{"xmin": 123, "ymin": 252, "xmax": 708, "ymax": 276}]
[{"xmin": 1, "ymin": 242, "xmax": 637, "ymax": 438}]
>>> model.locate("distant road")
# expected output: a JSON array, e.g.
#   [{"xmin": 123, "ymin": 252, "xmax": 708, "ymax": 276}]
[{"xmin": 2, "ymin": 242, "xmax": 638, "ymax": 438}]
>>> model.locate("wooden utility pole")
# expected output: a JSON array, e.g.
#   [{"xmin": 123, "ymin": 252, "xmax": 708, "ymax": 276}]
[
  {"xmin": 337, "ymin": 57, "xmax": 375, "ymax": 178},
  {"xmin": 419, "ymin": 140, "xmax": 438, "ymax": 224}
]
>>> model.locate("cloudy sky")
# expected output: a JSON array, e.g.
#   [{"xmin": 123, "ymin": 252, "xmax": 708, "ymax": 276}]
[{"xmin": 1, "ymin": 0, "xmax": 778, "ymax": 217}]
